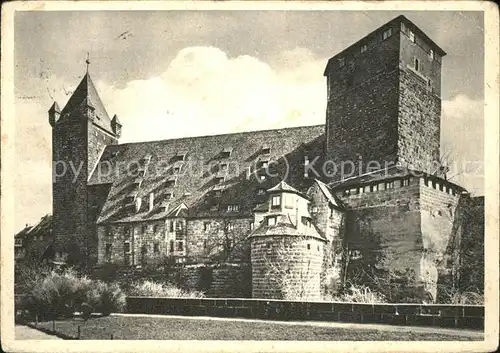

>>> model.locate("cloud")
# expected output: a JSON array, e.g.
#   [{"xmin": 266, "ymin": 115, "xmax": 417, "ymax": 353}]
[
  {"xmin": 441, "ymin": 94, "xmax": 484, "ymax": 194},
  {"xmin": 97, "ymin": 46, "xmax": 327, "ymax": 142}
]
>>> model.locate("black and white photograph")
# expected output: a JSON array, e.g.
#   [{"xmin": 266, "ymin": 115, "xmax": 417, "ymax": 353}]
[{"xmin": 1, "ymin": 1, "xmax": 498, "ymax": 352}]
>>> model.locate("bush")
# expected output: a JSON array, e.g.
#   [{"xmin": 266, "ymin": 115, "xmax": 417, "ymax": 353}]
[
  {"xmin": 331, "ymin": 283, "xmax": 386, "ymax": 303},
  {"xmin": 21, "ymin": 268, "xmax": 125, "ymax": 320},
  {"xmin": 129, "ymin": 280, "xmax": 205, "ymax": 298},
  {"xmin": 85, "ymin": 281, "xmax": 126, "ymax": 315}
]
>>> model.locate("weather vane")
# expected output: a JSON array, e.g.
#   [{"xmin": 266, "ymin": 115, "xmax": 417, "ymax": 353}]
[{"xmin": 85, "ymin": 52, "xmax": 90, "ymax": 73}]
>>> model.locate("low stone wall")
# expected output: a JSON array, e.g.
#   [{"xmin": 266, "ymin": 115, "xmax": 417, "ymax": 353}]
[
  {"xmin": 126, "ymin": 296, "xmax": 484, "ymax": 330},
  {"xmin": 85, "ymin": 262, "xmax": 251, "ymax": 298}
]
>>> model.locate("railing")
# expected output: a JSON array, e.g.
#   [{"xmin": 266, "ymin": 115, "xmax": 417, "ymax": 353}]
[{"xmin": 126, "ymin": 296, "xmax": 484, "ymax": 330}]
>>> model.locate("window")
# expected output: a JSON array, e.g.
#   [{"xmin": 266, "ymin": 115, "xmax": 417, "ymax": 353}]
[
  {"xmin": 226, "ymin": 222, "xmax": 234, "ymax": 231},
  {"xmin": 262, "ymin": 146, "xmax": 271, "ymax": 154},
  {"xmin": 249, "ymin": 221, "xmax": 254, "ymax": 230},
  {"xmin": 370, "ymin": 184, "xmax": 379, "ymax": 192},
  {"xmin": 383, "ymin": 28, "xmax": 392, "ymax": 40},
  {"xmin": 385, "ymin": 181, "xmax": 395, "ymax": 189},
  {"xmin": 259, "ymin": 175, "xmax": 266, "ymax": 181},
  {"xmin": 153, "ymin": 242, "xmax": 159, "ymax": 253},
  {"xmin": 267, "ymin": 216, "xmax": 277, "ymax": 226},
  {"xmin": 227, "ymin": 204, "xmax": 240, "ymax": 212},
  {"xmin": 271, "ymin": 195, "xmax": 281, "ymax": 207},
  {"xmin": 141, "ymin": 224, "xmax": 147, "ymax": 233},
  {"xmin": 177, "ymin": 241, "xmax": 184, "ymax": 252},
  {"xmin": 221, "ymin": 147, "xmax": 233, "ymax": 158},
  {"xmin": 124, "ymin": 241, "xmax": 130, "ymax": 254},
  {"xmin": 176, "ymin": 221, "xmax": 184, "ymax": 232},
  {"xmin": 214, "ymin": 190, "xmax": 222, "ymax": 197},
  {"xmin": 307, "ymin": 244, "xmax": 311, "ymax": 250},
  {"xmin": 359, "ymin": 187, "xmax": 365, "ymax": 194},
  {"xmin": 15, "ymin": 238, "xmax": 22, "ymax": 247},
  {"xmin": 173, "ymin": 166, "xmax": 181, "ymax": 174},
  {"xmin": 257, "ymin": 189, "xmax": 265, "ymax": 195},
  {"xmin": 414, "ymin": 57, "xmax": 420, "ymax": 72},
  {"xmin": 429, "ymin": 49, "xmax": 434, "ymax": 60},
  {"xmin": 360, "ymin": 44, "xmax": 367, "ymax": 53},
  {"xmin": 401, "ymin": 178, "xmax": 410, "ymax": 187},
  {"xmin": 414, "ymin": 146, "xmax": 420, "ymax": 154},
  {"xmin": 210, "ymin": 205, "xmax": 218, "ymax": 211},
  {"xmin": 338, "ymin": 57, "xmax": 345, "ymax": 67},
  {"xmin": 302, "ymin": 217, "xmax": 311, "ymax": 227},
  {"xmin": 311, "ymin": 206, "xmax": 318, "ymax": 214},
  {"xmin": 219, "ymin": 163, "xmax": 228, "ymax": 172},
  {"xmin": 153, "ymin": 224, "xmax": 159, "ymax": 233},
  {"xmin": 105, "ymin": 244, "xmax": 112, "ymax": 259},
  {"xmin": 204, "ymin": 222, "xmax": 211, "ymax": 232},
  {"xmin": 409, "ymin": 30, "xmax": 415, "ymax": 43},
  {"xmin": 169, "ymin": 221, "xmax": 174, "ymax": 232},
  {"xmin": 215, "ymin": 176, "xmax": 225, "ymax": 184},
  {"xmin": 123, "ymin": 226, "xmax": 130, "ymax": 237},
  {"xmin": 169, "ymin": 240, "xmax": 174, "ymax": 252}
]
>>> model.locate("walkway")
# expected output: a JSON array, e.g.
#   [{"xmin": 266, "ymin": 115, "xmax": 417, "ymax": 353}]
[{"xmin": 15, "ymin": 325, "xmax": 62, "ymax": 340}]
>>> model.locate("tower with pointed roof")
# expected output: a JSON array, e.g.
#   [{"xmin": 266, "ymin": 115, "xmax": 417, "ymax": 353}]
[{"xmin": 49, "ymin": 72, "xmax": 121, "ymax": 265}]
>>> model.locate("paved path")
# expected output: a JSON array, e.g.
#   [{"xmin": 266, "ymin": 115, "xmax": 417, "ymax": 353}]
[
  {"xmin": 15, "ymin": 325, "xmax": 62, "ymax": 340},
  {"xmin": 113, "ymin": 313, "xmax": 483, "ymax": 339}
]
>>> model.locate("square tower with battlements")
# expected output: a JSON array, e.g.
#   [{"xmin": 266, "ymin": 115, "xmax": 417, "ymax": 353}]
[{"xmin": 324, "ymin": 15, "xmax": 446, "ymax": 180}]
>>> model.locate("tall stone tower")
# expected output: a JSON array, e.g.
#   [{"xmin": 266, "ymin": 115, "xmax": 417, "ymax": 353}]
[
  {"xmin": 324, "ymin": 15, "xmax": 446, "ymax": 179},
  {"xmin": 49, "ymin": 72, "xmax": 121, "ymax": 265}
]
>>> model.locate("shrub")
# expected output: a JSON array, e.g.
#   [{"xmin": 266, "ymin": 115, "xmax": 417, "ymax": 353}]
[
  {"xmin": 331, "ymin": 283, "xmax": 386, "ymax": 303},
  {"xmin": 21, "ymin": 268, "xmax": 125, "ymax": 320},
  {"xmin": 129, "ymin": 280, "xmax": 205, "ymax": 298},
  {"xmin": 86, "ymin": 281, "xmax": 126, "ymax": 315}
]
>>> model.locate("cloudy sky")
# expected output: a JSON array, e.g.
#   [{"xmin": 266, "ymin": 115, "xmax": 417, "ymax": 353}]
[{"xmin": 14, "ymin": 10, "xmax": 484, "ymax": 231}]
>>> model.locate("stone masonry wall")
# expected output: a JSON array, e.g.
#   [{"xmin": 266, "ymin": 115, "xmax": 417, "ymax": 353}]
[
  {"xmin": 52, "ymin": 110, "xmax": 90, "ymax": 264},
  {"xmin": 185, "ymin": 217, "xmax": 252, "ymax": 263},
  {"xmin": 308, "ymin": 183, "xmax": 345, "ymax": 295},
  {"xmin": 419, "ymin": 177, "xmax": 462, "ymax": 300},
  {"xmin": 251, "ymin": 236, "xmax": 324, "ymax": 300},
  {"xmin": 325, "ymin": 26, "xmax": 400, "ymax": 178}
]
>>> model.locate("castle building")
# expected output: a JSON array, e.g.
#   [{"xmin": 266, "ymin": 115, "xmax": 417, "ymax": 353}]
[{"xmin": 47, "ymin": 15, "xmax": 480, "ymax": 301}]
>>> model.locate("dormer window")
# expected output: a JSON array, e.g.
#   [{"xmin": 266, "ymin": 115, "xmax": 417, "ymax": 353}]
[
  {"xmin": 267, "ymin": 216, "xmax": 277, "ymax": 226},
  {"xmin": 261, "ymin": 146, "xmax": 271, "ymax": 155},
  {"xmin": 227, "ymin": 204, "xmax": 240, "ymax": 212},
  {"xmin": 165, "ymin": 177, "xmax": 177, "ymax": 187},
  {"xmin": 271, "ymin": 195, "xmax": 281, "ymax": 208},
  {"xmin": 125, "ymin": 195, "xmax": 136, "ymax": 205},
  {"xmin": 214, "ymin": 176, "xmax": 225, "ymax": 184},
  {"xmin": 164, "ymin": 192, "xmax": 174, "ymax": 200},
  {"xmin": 172, "ymin": 166, "xmax": 181, "ymax": 174},
  {"xmin": 221, "ymin": 147, "xmax": 233, "ymax": 158},
  {"xmin": 257, "ymin": 188, "xmax": 265, "ymax": 195},
  {"xmin": 173, "ymin": 151, "xmax": 187, "ymax": 162},
  {"xmin": 382, "ymin": 28, "xmax": 392, "ymax": 40},
  {"xmin": 219, "ymin": 163, "xmax": 228, "ymax": 172}
]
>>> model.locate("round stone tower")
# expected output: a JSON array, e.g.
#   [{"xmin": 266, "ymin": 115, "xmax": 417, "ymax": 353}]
[{"xmin": 249, "ymin": 181, "xmax": 326, "ymax": 300}]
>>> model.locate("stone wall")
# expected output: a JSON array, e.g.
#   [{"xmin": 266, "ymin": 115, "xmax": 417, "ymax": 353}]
[
  {"xmin": 52, "ymin": 109, "xmax": 91, "ymax": 264},
  {"xmin": 126, "ymin": 296, "xmax": 484, "ymax": 330},
  {"xmin": 308, "ymin": 182, "xmax": 345, "ymax": 295},
  {"xmin": 185, "ymin": 217, "xmax": 252, "ymax": 263},
  {"xmin": 325, "ymin": 25, "xmax": 401, "ymax": 178},
  {"xmin": 251, "ymin": 236, "xmax": 324, "ymax": 300}
]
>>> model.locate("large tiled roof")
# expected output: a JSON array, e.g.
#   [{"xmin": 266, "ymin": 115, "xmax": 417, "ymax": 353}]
[
  {"xmin": 60, "ymin": 73, "xmax": 113, "ymax": 134},
  {"xmin": 89, "ymin": 125, "xmax": 325, "ymax": 224}
]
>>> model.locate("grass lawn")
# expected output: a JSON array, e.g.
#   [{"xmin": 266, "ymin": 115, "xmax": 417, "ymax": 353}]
[{"xmin": 31, "ymin": 315, "xmax": 483, "ymax": 340}]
